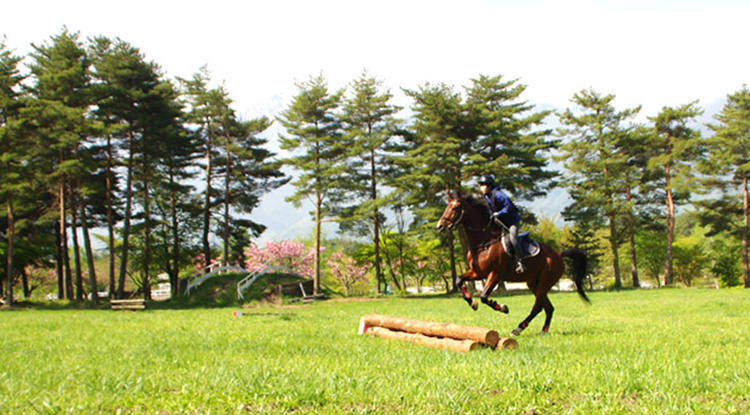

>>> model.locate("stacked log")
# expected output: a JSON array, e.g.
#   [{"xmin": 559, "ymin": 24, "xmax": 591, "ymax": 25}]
[{"xmin": 358, "ymin": 313, "xmax": 518, "ymax": 353}]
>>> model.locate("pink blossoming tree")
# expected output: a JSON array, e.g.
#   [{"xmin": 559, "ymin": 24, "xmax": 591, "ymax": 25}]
[
  {"xmin": 326, "ymin": 250, "xmax": 369, "ymax": 296},
  {"xmin": 244, "ymin": 240, "xmax": 320, "ymax": 279},
  {"xmin": 192, "ymin": 253, "xmax": 221, "ymax": 274}
]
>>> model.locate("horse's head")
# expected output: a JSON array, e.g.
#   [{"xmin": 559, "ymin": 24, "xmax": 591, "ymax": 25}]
[
  {"xmin": 437, "ymin": 192, "xmax": 493, "ymax": 233},
  {"xmin": 436, "ymin": 193, "xmax": 465, "ymax": 232}
]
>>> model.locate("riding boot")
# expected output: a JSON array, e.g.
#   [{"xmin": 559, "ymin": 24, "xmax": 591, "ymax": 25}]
[
  {"xmin": 507, "ymin": 222, "xmax": 525, "ymax": 273},
  {"xmin": 515, "ymin": 255, "xmax": 525, "ymax": 274}
]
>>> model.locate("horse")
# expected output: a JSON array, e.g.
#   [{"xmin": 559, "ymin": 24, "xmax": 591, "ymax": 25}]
[{"xmin": 436, "ymin": 192, "xmax": 590, "ymax": 336}]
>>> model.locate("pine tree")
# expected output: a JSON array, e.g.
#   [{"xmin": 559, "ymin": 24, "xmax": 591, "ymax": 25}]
[
  {"xmin": 400, "ymin": 75, "xmax": 557, "ymax": 289},
  {"xmin": 180, "ymin": 68, "xmax": 287, "ymax": 268},
  {"xmin": 89, "ymin": 36, "xmax": 127, "ymax": 297},
  {"xmin": 135, "ymin": 79, "xmax": 188, "ymax": 299},
  {"xmin": 152, "ymin": 150, "xmax": 201, "ymax": 296},
  {"xmin": 647, "ymin": 102, "xmax": 703, "ymax": 286},
  {"xmin": 0, "ymin": 37, "xmax": 27, "ymax": 305},
  {"xmin": 150, "ymin": 100, "xmax": 201, "ymax": 295},
  {"xmin": 557, "ymin": 89, "xmax": 640, "ymax": 288},
  {"xmin": 618, "ymin": 126, "xmax": 664, "ymax": 288},
  {"xmin": 399, "ymin": 82, "xmax": 465, "ymax": 287},
  {"xmin": 178, "ymin": 67, "xmax": 220, "ymax": 270},
  {"xmin": 88, "ymin": 36, "xmax": 165, "ymax": 298},
  {"xmin": 339, "ymin": 71, "xmax": 402, "ymax": 294},
  {"xmin": 25, "ymin": 28, "xmax": 95, "ymax": 300},
  {"xmin": 464, "ymin": 74, "xmax": 556, "ymax": 199},
  {"xmin": 277, "ymin": 73, "xmax": 345, "ymax": 295},
  {"xmin": 214, "ymin": 105, "xmax": 287, "ymax": 266},
  {"xmin": 704, "ymin": 86, "xmax": 750, "ymax": 288}
]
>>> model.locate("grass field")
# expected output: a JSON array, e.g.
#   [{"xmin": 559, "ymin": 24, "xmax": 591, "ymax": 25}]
[{"xmin": 1, "ymin": 289, "xmax": 748, "ymax": 414}]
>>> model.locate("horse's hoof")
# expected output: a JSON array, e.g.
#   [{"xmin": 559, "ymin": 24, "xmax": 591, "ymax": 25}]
[
  {"xmin": 471, "ymin": 299, "xmax": 479, "ymax": 311},
  {"xmin": 535, "ymin": 331, "xmax": 549, "ymax": 336},
  {"xmin": 499, "ymin": 304, "xmax": 509, "ymax": 314},
  {"xmin": 510, "ymin": 327, "xmax": 523, "ymax": 337}
]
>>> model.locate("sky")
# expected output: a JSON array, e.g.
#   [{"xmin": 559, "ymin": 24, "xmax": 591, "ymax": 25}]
[{"xmin": 3, "ymin": 0, "xmax": 750, "ymax": 242}]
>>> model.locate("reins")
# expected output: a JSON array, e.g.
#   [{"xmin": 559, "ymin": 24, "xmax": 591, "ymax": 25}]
[
  {"xmin": 450, "ymin": 199, "xmax": 500, "ymax": 250},
  {"xmin": 466, "ymin": 212, "xmax": 494, "ymax": 233},
  {"xmin": 449, "ymin": 203, "xmax": 464, "ymax": 229},
  {"xmin": 471, "ymin": 235, "xmax": 502, "ymax": 252},
  {"xmin": 453, "ymin": 201, "xmax": 493, "ymax": 233}
]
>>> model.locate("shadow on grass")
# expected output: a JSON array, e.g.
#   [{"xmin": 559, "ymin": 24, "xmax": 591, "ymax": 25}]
[{"xmin": 396, "ymin": 288, "xmax": 534, "ymax": 300}]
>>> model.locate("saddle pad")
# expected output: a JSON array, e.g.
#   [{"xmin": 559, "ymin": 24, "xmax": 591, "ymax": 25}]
[{"xmin": 502, "ymin": 231, "xmax": 540, "ymax": 259}]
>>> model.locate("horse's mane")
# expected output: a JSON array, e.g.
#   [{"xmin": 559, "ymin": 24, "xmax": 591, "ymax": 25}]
[{"xmin": 460, "ymin": 193, "xmax": 491, "ymax": 217}]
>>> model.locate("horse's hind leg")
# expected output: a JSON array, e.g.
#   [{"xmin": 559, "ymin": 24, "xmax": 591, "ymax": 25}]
[
  {"xmin": 511, "ymin": 282, "xmax": 555, "ymax": 336},
  {"xmin": 539, "ymin": 294, "xmax": 555, "ymax": 334},
  {"xmin": 511, "ymin": 296, "xmax": 544, "ymax": 336}
]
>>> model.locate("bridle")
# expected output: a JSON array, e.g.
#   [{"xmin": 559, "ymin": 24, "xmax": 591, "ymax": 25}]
[
  {"xmin": 446, "ymin": 199, "xmax": 494, "ymax": 233},
  {"xmin": 445, "ymin": 200, "xmax": 464, "ymax": 229}
]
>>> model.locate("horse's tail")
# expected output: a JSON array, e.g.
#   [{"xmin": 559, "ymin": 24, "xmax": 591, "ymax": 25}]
[{"xmin": 561, "ymin": 248, "xmax": 590, "ymax": 304}]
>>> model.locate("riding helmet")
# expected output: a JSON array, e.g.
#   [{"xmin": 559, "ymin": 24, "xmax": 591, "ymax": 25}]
[{"xmin": 478, "ymin": 174, "xmax": 495, "ymax": 187}]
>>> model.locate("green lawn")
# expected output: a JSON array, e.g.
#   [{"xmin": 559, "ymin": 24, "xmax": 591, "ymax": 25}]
[{"xmin": 1, "ymin": 289, "xmax": 748, "ymax": 414}]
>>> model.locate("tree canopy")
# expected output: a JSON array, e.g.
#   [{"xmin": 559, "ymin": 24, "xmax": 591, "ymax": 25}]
[{"xmin": 2, "ymin": 28, "xmax": 750, "ymax": 305}]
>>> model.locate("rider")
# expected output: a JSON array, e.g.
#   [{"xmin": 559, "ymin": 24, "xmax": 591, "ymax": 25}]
[{"xmin": 478, "ymin": 174, "xmax": 525, "ymax": 273}]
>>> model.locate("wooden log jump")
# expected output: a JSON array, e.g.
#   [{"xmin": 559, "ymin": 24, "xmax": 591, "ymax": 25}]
[
  {"xmin": 363, "ymin": 325, "xmax": 481, "ymax": 353},
  {"xmin": 358, "ymin": 313, "xmax": 518, "ymax": 353}
]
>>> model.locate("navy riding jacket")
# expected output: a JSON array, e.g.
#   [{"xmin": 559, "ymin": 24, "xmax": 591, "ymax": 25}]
[{"xmin": 484, "ymin": 187, "xmax": 521, "ymax": 227}]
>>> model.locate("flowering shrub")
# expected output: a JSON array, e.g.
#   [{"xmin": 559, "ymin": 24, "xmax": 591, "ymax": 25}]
[
  {"xmin": 244, "ymin": 240, "xmax": 320, "ymax": 279},
  {"xmin": 192, "ymin": 253, "xmax": 221, "ymax": 274},
  {"xmin": 326, "ymin": 250, "xmax": 369, "ymax": 296}
]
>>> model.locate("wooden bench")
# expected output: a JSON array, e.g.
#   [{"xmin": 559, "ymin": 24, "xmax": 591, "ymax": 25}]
[
  {"xmin": 277, "ymin": 280, "xmax": 325, "ymax": 303},
  {"xmin": 111, "ymin": 299, "xmax": 146, "ymax": 310}
]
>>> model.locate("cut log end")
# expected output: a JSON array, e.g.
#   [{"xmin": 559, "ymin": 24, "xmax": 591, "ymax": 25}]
[{"xmin": 496, "ymin": 337, "xmax": 519, "ymax": 350}]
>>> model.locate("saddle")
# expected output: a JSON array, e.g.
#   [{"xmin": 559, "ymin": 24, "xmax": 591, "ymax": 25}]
[{"xmin": 501, "ymin": 231, "xmax": 540, "ymax": 259}]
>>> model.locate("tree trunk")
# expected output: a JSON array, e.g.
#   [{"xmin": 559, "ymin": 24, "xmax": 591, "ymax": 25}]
[
  {"xmin": 160, "ymin": 220, "xmax": 172, "ymax": 292},
  {"xmin": 170, "ymin": 183, "xmax": 180, "ymax": 296},
  {"xmin": 71, "ymin": 185, "xmax": 84, "ymax": 300},
  {"xmin": 371, "ymin": 148, "xmax": 382, "ymax": 294},
  {"xmin": 223, "ymin": 151, "xmax": 231, "ymax": 267},
  {"xmin": 203, "ymin": 139, "xmax": 212, "ymax": 271},
  {"xmin": 5, "ymin": 200, "xmax": 15, "ymax": 306},
  {"xmin": 379, "ymin": 235, "xmax": 402, "ymax": 293},
  {"xmin": 142, "ymin": 177, "xmax": 152, "ymax": 301},
  {"xmin": 105, "ymin": 134, "xmax": 116, "ymax": 299},
  {"xmin": 608, "ymin": 214, "xmax": 621, "ymax": 289},
  {"xmin": 80, "ymin": 200, "xmax": 98, "ymax": 303},
  {"xmin": 626, "ymin": 180, "xmax": 640, "ymax": 288},
  {"xmin": 374, "ymin": 211, "xmax": 382, "ymax": 294},
  {"xmin": 449, "ymin": 231, "xmax": 457, "ymax": 292},
  {"xmin": 398, "ymin": 238, "xmax": 407, "ymax": 292},
  {"xmin": 743, "ymin": 172, "xmax": 750, "ymax": 288},
  {"xmin": 55, "ymin": 222, "xmax": 64, "ymax": 299},
  {"xmin": 21, "ymin": 268, "xmax": 30, "ymax": 299},
  {"xmin": 118, "ymin": 132, "xmax": 135, "ymax": 298},
  {"xmin": 314, "ymin": 189, "xmax": 322, "ymax": 295},
  {"xmin": 60, "ymin": 182, "xmax": 73, "ymax": 300},
  {"xmin": 664, "ymin": 165, "xmax": 675, "ymax": 286}
]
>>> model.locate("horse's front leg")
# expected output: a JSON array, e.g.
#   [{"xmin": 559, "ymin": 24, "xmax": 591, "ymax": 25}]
[
  {"xmin": 479, "ymin": 273, "xmax": 509, "ymax": 314},
  {"xmin": 456, "ymin": 274, "xmax": 479, "ymax": 311}
]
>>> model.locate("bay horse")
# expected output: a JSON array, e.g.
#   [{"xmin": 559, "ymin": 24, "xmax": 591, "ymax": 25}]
[{"xmin": 436, "ymin": 192, "xmax": 589, "ymax": 336}]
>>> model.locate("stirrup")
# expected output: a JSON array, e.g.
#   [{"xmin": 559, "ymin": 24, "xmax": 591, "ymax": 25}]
[{"xmin": 515, "ymin": 260, "xmax": 525, "ymax": 274}]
